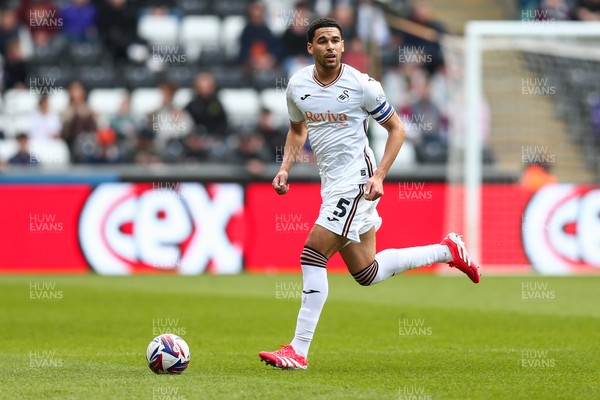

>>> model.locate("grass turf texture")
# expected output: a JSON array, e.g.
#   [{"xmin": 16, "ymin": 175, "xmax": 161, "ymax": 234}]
[{"xmin": 1, "ymin": 274, "xmax": 598, "ymax": 400}]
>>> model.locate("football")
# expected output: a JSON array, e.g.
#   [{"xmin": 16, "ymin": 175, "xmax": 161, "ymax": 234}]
[{"xmin": 146, "ymin": 334, "xmax": 191, "ymax": 374}]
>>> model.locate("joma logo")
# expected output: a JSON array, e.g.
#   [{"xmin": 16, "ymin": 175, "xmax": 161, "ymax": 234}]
[{"xmin": 305, "ymin": 110, "xmax": 348, "ymax": 122}]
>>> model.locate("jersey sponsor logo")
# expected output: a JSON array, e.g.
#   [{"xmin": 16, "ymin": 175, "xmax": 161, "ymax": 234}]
[
  {"xmin": 336, "ymin": 89, "xmax": 350, "ymax": 103},
  {"xmin": 304, "ymin": 110, "xmax": 348, "ymax": 123},
  {"xmin": 300, "ymin": 93, "xmax": 311, "ymax": 100}
]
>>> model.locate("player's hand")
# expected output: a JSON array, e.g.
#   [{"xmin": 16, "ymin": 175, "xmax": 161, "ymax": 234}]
[
  {"xmin": 272, "ymin": 171, "xmax": 290, "ymax": 195},
  {"xmin": 364, "ymin": 176, "xmax": 384, "ymax": 201}
]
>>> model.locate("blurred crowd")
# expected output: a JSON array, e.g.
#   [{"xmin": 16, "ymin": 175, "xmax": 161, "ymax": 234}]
[
  {"xmin": 520, "ymin": 0, "xmax": 600, "ymax": 21},
  {"xmin": 6, "ymin": 0, "xmax": 596, "ymax": 169}
]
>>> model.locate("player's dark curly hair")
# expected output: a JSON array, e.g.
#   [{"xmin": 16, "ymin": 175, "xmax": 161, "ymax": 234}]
[{"xmin": 306, "ymin": 18, "xmax": 343, "ymax": 43}]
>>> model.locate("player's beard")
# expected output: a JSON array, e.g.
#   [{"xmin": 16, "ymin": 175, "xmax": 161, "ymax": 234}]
[{"xmin": 317, "ymin": 53, "xmax": 340, "ymax": 70}]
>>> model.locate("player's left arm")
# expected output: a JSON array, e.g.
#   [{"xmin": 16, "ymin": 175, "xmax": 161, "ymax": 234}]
[
  {"xmin": 361, "ymin": 75, "xmax": 406, "ymax": 201},
  {"xmin": 365, "ymin": 112, "xmax": 406, "ymax": 200}
]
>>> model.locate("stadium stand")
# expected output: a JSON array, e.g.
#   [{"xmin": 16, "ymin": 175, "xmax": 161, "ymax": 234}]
[
  {"xmin": 0, "ymin": 0, "xmax": 597, "ymax": 182},
  {"xmin": 180, "ymin": 15, "xmax": 221, "ymax": 61},
  {"xmin": 88, "ymin": 88, "xmax": 129, "ymax": 117},
  {"xmin": 137, "ymin": 14, "xmax": 179, "ymax": 45}
]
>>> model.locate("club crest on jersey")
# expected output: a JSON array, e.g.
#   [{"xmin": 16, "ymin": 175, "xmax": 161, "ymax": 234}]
[
  {"xmin": 336, "ymin": 89, "xmax": 350, "ymax": 103},
  {"xmin": 305, "ymin": 110, "xmax": 348, "ymax": 122}
]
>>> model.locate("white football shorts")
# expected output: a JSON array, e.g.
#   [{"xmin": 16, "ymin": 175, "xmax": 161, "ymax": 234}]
[{"xmin": 315, "ymin": 183, "xmax": 382, "ymax": 243}]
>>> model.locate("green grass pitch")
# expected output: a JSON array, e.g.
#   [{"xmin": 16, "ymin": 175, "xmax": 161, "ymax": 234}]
[{"xmin": 1, "ymin": 274, "xmax": 598, "ymax": 399}]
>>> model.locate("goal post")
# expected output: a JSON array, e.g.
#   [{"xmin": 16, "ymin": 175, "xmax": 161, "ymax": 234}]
[{"xmin": 448, "ymin": 21, "xmax": 600, "ymax": 270}]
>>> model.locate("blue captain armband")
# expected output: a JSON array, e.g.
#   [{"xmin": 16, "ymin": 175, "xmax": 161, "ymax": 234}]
[{"xmin": 368, "ymin": 100, "xmax": 394, "ymax": 124}]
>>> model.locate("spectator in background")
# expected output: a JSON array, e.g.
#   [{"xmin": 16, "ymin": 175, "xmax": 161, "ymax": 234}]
[
  {"xmin": 281, "ymin": 1, "xmax": 313, "ymax": 76},
  {"xmin": 356, "ymin": 0, "xmax": 391, "ymax": 49},
  {"xmin": 123, "ymin": 130, "xmax": 162, "ymax": 164},
  {"xmin": 400, "ymin": 76, "xmax": 448, "ymax": 163},
  {"xmin": 2, "ymin": 39, "xmax": 30, "ymax": 90},
  {"xmin": 61, "ymin": 80, "xmax": 97, "ymax": 161},
  {"xmin": 60, "ymin": 0, "xmax": 97, "ymax": 42},
  {"xmin": 239, "ymin": 0, "xmax": 281, "ymax": 73},
  {"xmin": 80, "ymin": 125, "xmax": 121, "ymax": 164},
  {"xmin": 183, "ymin": 133, "xmax": 211, "ymax": 162},
  {"xmin": 109, "ymin": 95, "xmax": 139, "ymax": 158},
  {"xmin": 330, "ymin": 3, "xmax": 357, "ymax": 41},
  {"xmin": 233, "ymin": 130, "xmax": 273, "ymax": 175},
  {"xmin": 590, "ymin": 93, "xmax": 600, "ymax": 151},
  {"xmin": 184, "ymin": 72, "xmax": 229, "ymax": 162},
  {"xmin": 185, "ymin": 72, "xmax": 228, "ymax": 137},
  {"xmin": 147, "ymin": 82, "xmax": 193, "ymax": 161},
  {"xmin": 17, "ymin": 0, "xmax": 61, "ymax": 47},
  {"xmin": 0, "ymin": 9, "xmax": 19, "ymax": 57},
  {"xmin": 256, "ymin": 107, "xmax": 286, "ymax": 159},
  {"xmin": 0, "ymin": 8, "xmax": 34, "ymax": 59},
  {"xmin": 140, "ymin": 0, "xmax": 180, "ymax": 17},
  {"xmin": 536, "ymin": 0, "xmax": 574, "ymax": 21},
  {"xmin": 342, "ymin": 36, "xmax": 368, "ymax": 72},
  {"xmin": 576, "ymin": 0, "xmax": 600, "ymax": 20},
  {"xmin": 28, "ymin": 95, "xmax": 62, "ymax": 140},
  {"xmin": 96, "ymin": 0, "xmax": 144, "ymax": 62},
  {"xmin": 520, "ymin": 161, "xmax": 558, "ymax": 192},
  {"xmin": 9, "ymin": 133, "xmax": 38, "ymax": 166},
  {"xmin": 396, "ymin": 0, "xmax": 446, "ymax": 75},
  {"xmin": 110, "ymin": 96, "xmax": 138, "ymax": 141}
]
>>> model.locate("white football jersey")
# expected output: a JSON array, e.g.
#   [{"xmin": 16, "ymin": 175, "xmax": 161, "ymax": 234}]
[{"xmin": 286, "ymin": 63, "xmax": 395, "ymax": 191}]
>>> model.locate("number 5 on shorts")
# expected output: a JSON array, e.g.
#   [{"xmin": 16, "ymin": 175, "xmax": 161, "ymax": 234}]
[{"xmin": 333, "ymin": 198, "xmax": 351, "ymax": 218}]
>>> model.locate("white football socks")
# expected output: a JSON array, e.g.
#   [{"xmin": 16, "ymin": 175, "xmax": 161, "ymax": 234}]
[
  {"xmin": 289, "ymin": 244, "xmax": 451, "ymax": 356},
  {"xmin": 290, "ymin": 265, "xmax": 328, "ymax": 358},
  {"xmin": 370, "ymin": 244, "xmax": 452, "ymax": 285}
]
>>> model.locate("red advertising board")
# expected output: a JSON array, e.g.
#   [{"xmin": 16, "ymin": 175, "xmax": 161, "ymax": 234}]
[
  {"xmin": 0, "ymin": 182, "xmax": 597, "ymax": 274},
  {"xmin": 0, "ymin": 185, "xmax": 91, "ymax": 273},
  {"xmin": 76, "ymin": 183, "xmax": 245, "ymax": 275},
  {"xmin": 521, "ymin": 184, "xmax": 600, "ymax": 274},
  {"xmin": 245, "ymin": 182, "xmax": 446, "ymax": 272}
]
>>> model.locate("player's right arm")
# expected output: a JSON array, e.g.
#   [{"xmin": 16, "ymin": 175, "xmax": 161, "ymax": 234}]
[
  {"xmin": 273, "ymin": 79, "xmax": 307, "ymax": 195},
  {"xmin": 273, "ymin": 120, "xmax": 307, "ymax": 195}
]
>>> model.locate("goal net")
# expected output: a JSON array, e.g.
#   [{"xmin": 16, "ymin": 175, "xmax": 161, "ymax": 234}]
[{"xmin": 442, "ymin": 22, "xmax": 600, "ymax": 273}]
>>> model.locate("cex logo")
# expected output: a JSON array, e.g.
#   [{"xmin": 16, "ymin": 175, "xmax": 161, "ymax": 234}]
[
  {"xmin": 79, "ymin": 183, "xmax": 244, "ymax": 274},
  {"xmin": 522, "ymin": 184, "xmax": 600, "ymax": 274}
]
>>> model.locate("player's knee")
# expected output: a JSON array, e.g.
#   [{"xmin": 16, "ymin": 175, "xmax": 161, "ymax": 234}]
[
  {"xmin": 351, "ymin": 260, "xmax": 379, "ymax": 286},
  {"xmin": 300, "ymin": 246, "xmax": 328, "ymax": 269}
]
